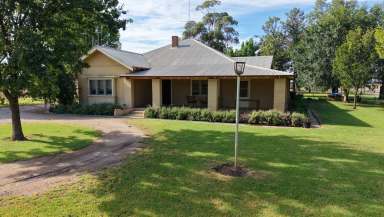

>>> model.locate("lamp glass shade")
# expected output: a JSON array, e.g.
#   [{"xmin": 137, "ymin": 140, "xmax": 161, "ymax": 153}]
[{"xmin": 234, "ymin": 62, "xmax": 246, "ymax": 76}]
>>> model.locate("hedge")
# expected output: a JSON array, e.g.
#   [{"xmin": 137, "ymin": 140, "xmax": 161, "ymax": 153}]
[
  {"xmin": 144, "ymin": 106, "xmax": 311, "ymax": 128},
  {"xmin": 50, "ymin": 103, "xmax": 123, "ymax": 116}
]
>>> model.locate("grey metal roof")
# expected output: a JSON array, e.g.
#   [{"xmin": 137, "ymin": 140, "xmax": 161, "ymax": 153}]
[
  {"xmin": 232, "ymin": 56, "xmax": 273, "ymax": 69},
  {"xmin": 84, "ymin": 46, "xmax": 150, "ymax": 69},
  {"xmin": 124, "ymin": 39, "xmax": 292, "ymax": 77}
]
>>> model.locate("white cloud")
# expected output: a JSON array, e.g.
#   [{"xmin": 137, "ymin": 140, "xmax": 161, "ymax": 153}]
[{"xmin": 119, "ymin": 0, "xmax": 315, "ymax": 53}]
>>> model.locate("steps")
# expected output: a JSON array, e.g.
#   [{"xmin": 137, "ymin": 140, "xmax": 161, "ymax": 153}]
[{"xmin": 127, "ymin": 108, "xmax": 145, "ymax": 119}]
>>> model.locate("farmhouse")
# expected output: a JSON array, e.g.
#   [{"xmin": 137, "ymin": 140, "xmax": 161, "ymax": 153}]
[{"xmin": 79, "ymin": 36, "xmax": 293, "ymax": 111}]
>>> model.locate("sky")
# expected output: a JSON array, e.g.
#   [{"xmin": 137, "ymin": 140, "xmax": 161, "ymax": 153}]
[{"xmin": 118, "ymin": 0, "xmax": 382, "ymax": 53}]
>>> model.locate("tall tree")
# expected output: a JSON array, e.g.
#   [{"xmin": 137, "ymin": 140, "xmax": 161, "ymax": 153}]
[
  {"xmin": 0, "ymin": 0, "xmax": 127, "ymax": 140},
  {"xmin": 333, "ymin": 28, "xmax": 376, "ymax": 108},
  {"xmin": 284, "ymin": 8, "xmax": 306, "ymax": 92},
  {"xmin": 259, "ymin": 17, "xmax": 289, "ymax": 70},
  {"xmin": 182, "ymin": 0, "xmax": 239, "ymax": 52}
]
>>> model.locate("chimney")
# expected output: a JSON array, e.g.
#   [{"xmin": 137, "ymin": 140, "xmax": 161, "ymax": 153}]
[{"xmin": 172, "ymin": 36, "xmax": 179, "ymax": 48}]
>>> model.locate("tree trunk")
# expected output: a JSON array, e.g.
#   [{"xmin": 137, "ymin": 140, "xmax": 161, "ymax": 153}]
[
  {"xmin": 353, "ymin": 90, "xmax": 358, "ymax": 109},
  {"xmin": 343, "ymin": 88, "xmax": 349, "ymax": 102},
  {"xmin": 4, "ymin": 92, "xmax": 26, "ymax": 141},
  {"xmin": 380, "ymin": 85, "xmax": 384, "ymax": 100}
]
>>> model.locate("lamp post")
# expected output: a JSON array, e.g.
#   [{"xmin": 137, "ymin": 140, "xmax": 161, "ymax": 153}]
[{"xmin": 234, "ymin": 61, "xmax": 246, "ymax": 169}]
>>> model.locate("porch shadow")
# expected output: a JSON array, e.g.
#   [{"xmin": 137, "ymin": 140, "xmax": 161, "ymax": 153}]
[{"xmin": 92, "ymin": 128, "xmax": 384, "ymax": 217}]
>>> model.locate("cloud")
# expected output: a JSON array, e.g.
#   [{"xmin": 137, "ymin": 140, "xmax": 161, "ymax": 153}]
[{"xmin": 119, "ymin": 0, "xmax": 315, "ymax": 53}]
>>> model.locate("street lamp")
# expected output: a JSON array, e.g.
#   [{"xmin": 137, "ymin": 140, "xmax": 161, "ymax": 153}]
[{"xmin": 234, "ymin": 61, "xmax": 246, "ymax": 168}]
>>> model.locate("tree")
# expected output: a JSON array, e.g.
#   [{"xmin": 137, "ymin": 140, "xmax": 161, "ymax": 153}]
[
  {"xmin": 333, "ymin": 28, "xmax": 376, "ymax": 109},
  {"xmin": 182, "ymin": 0, "xmax": 239, "ymax": 52},
  {"xmin": 226, "ymin": 38, "xmax": 259, "ymax": 57},
  {"xmin": 303, "ymin": 0, "xmax": 383, "ymax": 91},
  {"xmin": 375, "ymin": 28, "xmax": 384, "ymax": 58},
  {"xmin": 284, "ymin": 8, "xmax": 306, "ymax": 92},
  {"xmin": 374, "ymin": 28, "xmax": 384, "ymax": 99},
  {"xmin": 259, "ymin": 17, "xmax": 289, "ymax": 70},
  {"xmin": 0, "ymin": 0, "xmax": 127, "ymax": 140}
]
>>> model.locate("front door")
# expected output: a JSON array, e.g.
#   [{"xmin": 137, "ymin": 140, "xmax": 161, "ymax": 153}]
[{"xmin": 162, "ymin": 80, "xmax": 172, "ymax": 106}]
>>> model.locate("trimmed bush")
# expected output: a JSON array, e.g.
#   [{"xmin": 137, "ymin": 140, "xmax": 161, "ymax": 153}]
[
  {"xmin": 50, "ymin": 103, "xmax": 122, "ymax": 116},
  {"xmin": 144, "ymin": 106, "xmax": 158, "ymax": 118},
  {"xmin": 143, "ymin": 106, "xmax": 310, "ymax": 128},
  {"xmin": 222, "ymin": 110, "xmax": 236, "ymax": 123}
]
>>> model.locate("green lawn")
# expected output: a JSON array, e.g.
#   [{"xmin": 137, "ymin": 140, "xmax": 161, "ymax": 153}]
[
  {"xmin": 0, "ymin": 123, "xmax": 99, "ymax": 163},
  {"xmin": 0, "ymin": 100, "xmax": 383, "ymax": 217}
]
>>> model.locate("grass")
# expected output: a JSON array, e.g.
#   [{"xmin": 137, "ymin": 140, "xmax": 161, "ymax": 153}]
[
  {"xmin": 0, "ymin": 100, "xmax": 383, "ymax": 216},
  {"xmin": 0, "ymin": 123, "xmax": 100, "ymax": 163}
]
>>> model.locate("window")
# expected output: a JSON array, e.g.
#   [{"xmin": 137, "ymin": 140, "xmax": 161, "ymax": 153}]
[
  {"xmin": 97, "ymin": 80, "xmax": 105, "ymax": 95},
  {"xmin": 89, "ymin": 80, "xmax": 97, "ymax": 95},
  {"xmin": 89, "ymin": 79, "xmax": 113, "ymax": 96},
  {"xmin": 240, "ymin": 80, "xmax": 249, "ymax": 98},
  {"xmin": 106, "ymin": 80, "xmax": 112, "ymax": 95},
  {"xmin": 191, "ymin": 80, "xmax": 208, "ymax": 96}
]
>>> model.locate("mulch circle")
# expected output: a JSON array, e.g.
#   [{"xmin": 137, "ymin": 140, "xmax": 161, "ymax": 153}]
[{"xmin": 213, "ymin": 163, "xmax": 249, "ymax": 177}]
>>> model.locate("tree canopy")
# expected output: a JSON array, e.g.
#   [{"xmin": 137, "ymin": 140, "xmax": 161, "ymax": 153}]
[
  {"xmin": 0, "ymin": 0, "xmax": 128, "ymax": 140},
  {"xmin": 333, "ymin": 28, "xmax": 377, "ymax": 108},
  {"xmin": 183, "ymin": 0, "xmax": 239, "ymax": 52},
  {"xmin": 226, "ymin": 38, "xmax": 259, "ymax": 57}
]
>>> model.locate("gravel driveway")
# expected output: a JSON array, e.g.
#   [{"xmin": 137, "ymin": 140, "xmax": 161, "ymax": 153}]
[{"xmin": 0, "ymin": 105, "xmax": 146, "ymax": 196}]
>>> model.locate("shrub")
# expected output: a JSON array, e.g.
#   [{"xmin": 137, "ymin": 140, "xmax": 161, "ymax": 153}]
[
  {"xmin": 222, "ymin": 110, "xmax": 236, "ymax": 123},
  {"xmin": 280, "ymin": 112, "xmax": 291, "ymax": 126},
  {"xmin": 50, "ymin": 103, "xmax": 122, "ymax": 116},
  {"xmin": 158, "ymin": 107, "xmax": 170, "ymax": 119},
  {"xmin": 248, "ymin": 111, "xmax": 262, "ymax": 124},
  {"xmin": 211, "ymin": 111, "xmax": 224, "ymax": 122},
  {"xmin": 188, "ymin": 109, "xmax": 201, "ymax": 121},
  {"xmin": 176, "ymin": 107, "xmax": 189, "ymax": 120},
  {"xmin": 144, "ymin": 106, "xmax": 158, "ymax": 118},
  {"xmin": 199, "ymin": 109, "xmax": 212, "ymax": 122},
  {"xmin": 142, "ymin": 106, "xmax": 310, "ymax": 128},
  {"xmin": 291, "ymin": 112, "xmax": 307, "ymax": 127}
]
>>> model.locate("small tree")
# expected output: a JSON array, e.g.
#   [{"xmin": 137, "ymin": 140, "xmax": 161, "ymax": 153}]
[{"xmin": 333, "ymin": 28, "xmax": 376, "ymax": 109}]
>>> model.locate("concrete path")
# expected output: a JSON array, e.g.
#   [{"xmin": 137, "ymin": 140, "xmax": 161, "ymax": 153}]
[{"xmin": 0, "ymin": 105, "xmax": 146, "ymax": 196}]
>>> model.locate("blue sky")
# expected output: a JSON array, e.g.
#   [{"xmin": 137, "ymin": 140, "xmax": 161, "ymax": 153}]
[{"xmin": 118, "ymin": 0, "xmax": 382, "ymax": 53}]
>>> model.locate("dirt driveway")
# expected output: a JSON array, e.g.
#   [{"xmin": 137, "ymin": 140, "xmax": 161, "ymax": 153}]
[{"xmin": 0, "ymin": 106, "xmax": 146, "ymax": 196}]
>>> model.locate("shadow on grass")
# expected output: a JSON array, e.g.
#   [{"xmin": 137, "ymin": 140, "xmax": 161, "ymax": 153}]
[
  {"xmin": 92, "ymin": 128, "xmax": 384, "ymax": 216},
  {"xmin": 0, "ymin": 129, "xmax": 99, "ymax": 163},
  {"xmin": 308, "ymin": 99, "xmax": 372, "ymax": 127}
]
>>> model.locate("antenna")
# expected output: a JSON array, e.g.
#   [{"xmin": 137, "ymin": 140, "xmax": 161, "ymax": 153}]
[{"xmin": 188, "ymin": 0, "xmax": 191, "ymax": 21}]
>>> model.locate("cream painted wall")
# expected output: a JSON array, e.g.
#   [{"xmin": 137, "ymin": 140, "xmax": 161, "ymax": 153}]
[
  {"xmin": 208, "ymin": 79, "xmax": 220, "ymax": 111},
  {"xmin": 79, "ymin": 50, "xmax": 132, "ymax": 105},
  {"xmin": 273, "ymin": 78, "xmax": 289, "ymax": 112},
  {"xmin": 116, "ymin": 78, "xmax": 134, "ymax": 107},
  {"xmin": 152, "ymin": 79, "xmax": 162, "ymax": 107}
]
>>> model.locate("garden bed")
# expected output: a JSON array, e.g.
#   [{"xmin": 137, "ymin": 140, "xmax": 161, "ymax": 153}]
[
  {"xmin": 144, "ymin": 106, "xmax": 311, "ymax": 128},
  {"xmin": 50, "ymin": 103, "xmax": 123, "ymax": 116}
]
